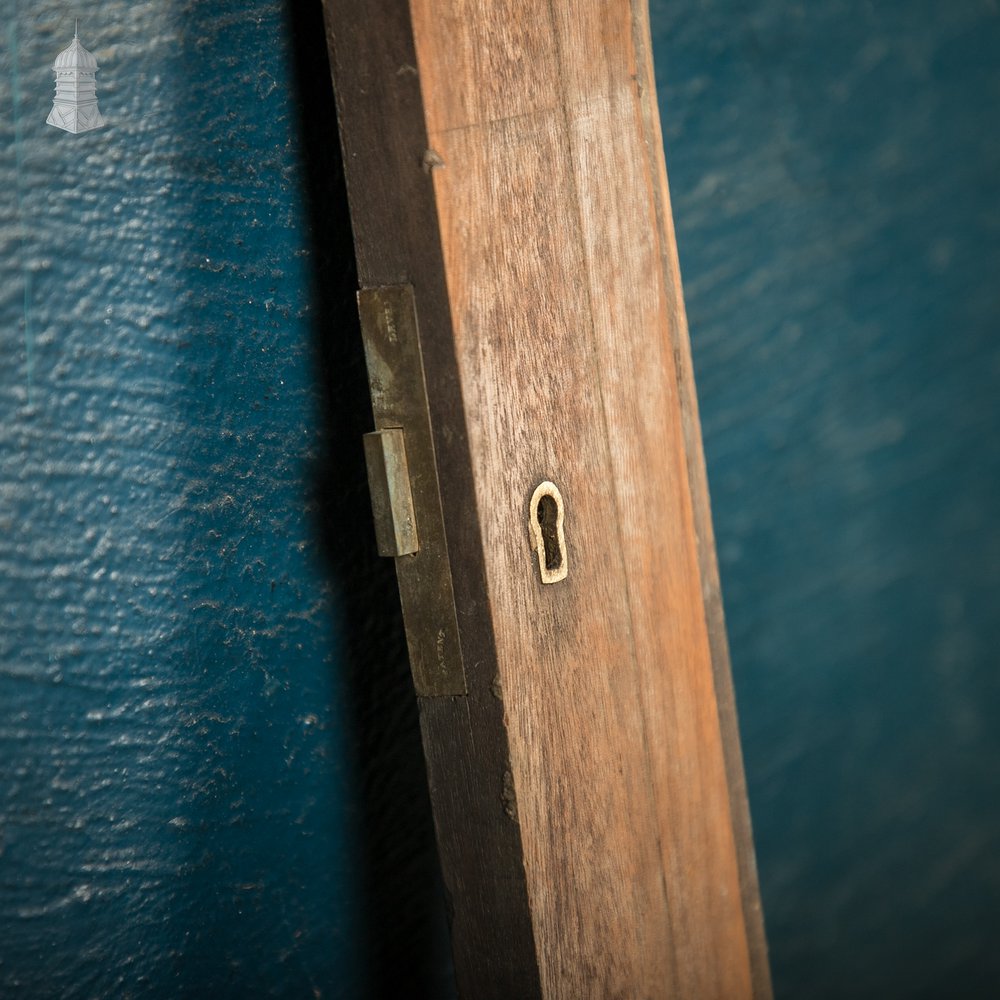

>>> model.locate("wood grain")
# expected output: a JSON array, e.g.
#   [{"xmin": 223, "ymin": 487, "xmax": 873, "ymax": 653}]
[
  {"xmin": 324, "ymin": 1, "xmax": 771, "ymax": 995},
  {"xmin": 628, "ymin": 7, "xmax": 773, "ymax": 994}
]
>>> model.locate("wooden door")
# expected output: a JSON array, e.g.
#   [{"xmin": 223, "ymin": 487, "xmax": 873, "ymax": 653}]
[{"xmin": 322, "ymin": 2, "xmax": 771, "ymax": 996}]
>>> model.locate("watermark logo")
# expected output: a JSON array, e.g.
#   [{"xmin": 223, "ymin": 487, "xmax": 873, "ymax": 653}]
[{"xmin": 46, "ymin": 21, "xmax": 106, "ymax": 134}]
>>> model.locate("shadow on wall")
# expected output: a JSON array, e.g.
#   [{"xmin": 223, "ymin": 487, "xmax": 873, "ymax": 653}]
[{"xmin": 285, "ymin": 3, "xmax": 456, "ymax": 998}]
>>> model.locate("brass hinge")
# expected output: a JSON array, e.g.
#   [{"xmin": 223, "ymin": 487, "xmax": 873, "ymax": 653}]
[{"xmin": 358, "ymin": 284, "xmax": 466, "ymax": 697}]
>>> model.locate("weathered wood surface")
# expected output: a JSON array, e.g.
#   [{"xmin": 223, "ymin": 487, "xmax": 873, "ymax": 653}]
[
  {"xmin": 630, "ymin": 6, "xmax": 771, "ymax": 993},
  {"xmin": 324, "ymin": 1, "xmax": 771, "ymax": 996}
]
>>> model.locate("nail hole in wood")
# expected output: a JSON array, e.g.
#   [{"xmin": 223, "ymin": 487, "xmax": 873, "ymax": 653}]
[{"xmin": 529, "ymin": 481, "xmax": 568, "ymax": 584}]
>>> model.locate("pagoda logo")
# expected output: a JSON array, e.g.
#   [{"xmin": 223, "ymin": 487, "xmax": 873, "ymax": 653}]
[{"xmin": 46, "ymin": 24, "xmax": 106, "ymax": 134}]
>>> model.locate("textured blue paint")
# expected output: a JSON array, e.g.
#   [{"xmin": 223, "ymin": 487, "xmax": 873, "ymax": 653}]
[
  {"xmin": 1, "ymin": 2, "xmax": 452, "ymax": 997},
  {"xmin": 651, "ymin": 1, "xmax": 1000, "ymax": 996}
]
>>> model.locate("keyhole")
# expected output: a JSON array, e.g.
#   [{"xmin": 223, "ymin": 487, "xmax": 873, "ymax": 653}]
[
  {"xmin": 536, "ymin": 495, "xmax": 561, "ymax": 571},
  {"xmin": 529, "ymin": 481, "xmax": 568, "ymax": 584}
]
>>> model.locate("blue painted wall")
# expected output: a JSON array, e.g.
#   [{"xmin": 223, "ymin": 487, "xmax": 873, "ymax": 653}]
[
  {"xmin": 651, "ymin": 1, "xmax": 1000, "ymax": 997},
  {"xmin": 3, "ymin": 0, "xmax": 999, "ymax": 998},
  {"xmin": 1, "ymin": 2, "xmax": 450, "ymax": 996}
]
